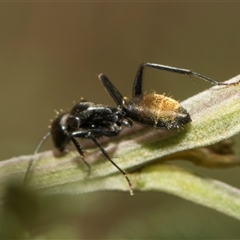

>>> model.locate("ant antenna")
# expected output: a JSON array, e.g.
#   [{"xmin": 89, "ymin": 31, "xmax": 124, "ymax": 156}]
[{"xmin": 23, "ymin": 132, "xmax": 51, "ymax": 185}]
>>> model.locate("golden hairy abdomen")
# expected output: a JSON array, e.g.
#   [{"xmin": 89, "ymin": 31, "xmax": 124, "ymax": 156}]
[
  {"xmin": 141, "ymin": 93, "xmax": 181, "ymax": 112},
  {"xmin": 126, "ymin": 93, "xmax": 187, "ymax": 128}
]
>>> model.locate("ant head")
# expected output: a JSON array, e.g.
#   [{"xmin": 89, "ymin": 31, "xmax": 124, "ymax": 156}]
[{"xmin": 50, "ymin": 113, "xmax": 71, "ymax": 152}]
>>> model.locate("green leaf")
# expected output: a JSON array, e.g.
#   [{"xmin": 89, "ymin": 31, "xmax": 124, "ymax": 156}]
[{"xmin": 0, "ymin": 75, "xmax": 240, "ymax": 219}]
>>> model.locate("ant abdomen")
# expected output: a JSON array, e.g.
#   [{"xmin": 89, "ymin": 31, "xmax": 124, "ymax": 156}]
[{"xmin": 125, "ymin": 93, "xmax": 191, "ymax": 129}]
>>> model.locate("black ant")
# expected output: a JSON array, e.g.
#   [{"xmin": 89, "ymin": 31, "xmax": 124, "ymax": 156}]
[{"xmin": 24, "ymin": 62, "xmax": 229, "ymax": 195}]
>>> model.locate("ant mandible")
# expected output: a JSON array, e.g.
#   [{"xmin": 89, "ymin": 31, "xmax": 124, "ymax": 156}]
[{"xmin": 24, "ymin": 62, "xmax": 229, "ymax": 195}]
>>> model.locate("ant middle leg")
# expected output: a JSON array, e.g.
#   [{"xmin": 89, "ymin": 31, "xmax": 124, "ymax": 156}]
[
  {"xmin": 71, "ymin": 128, "xmax": 133, "ymax": 195},
  {"xmin": 70, "ymin": 127, "xmax": 120, "ymax": 172},
  {"xmin": 90, "ymin": 136, "xmax": 134, "ymax": 196}
]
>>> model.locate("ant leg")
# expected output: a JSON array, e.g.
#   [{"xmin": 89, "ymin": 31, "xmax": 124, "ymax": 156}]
[
  {"xmin": 71, "ymin": 127, "xmax": 120, "ymax": 139},
  {"xmin": 70, "ymin": 136, "xmax": 91, "ymax": 174},
  {"xmin": 71, "ymin": 129, "xmax": 133, "ymax": 194},
  {"xmin": 133, "ymin": 62, "xmax": 228, "ymax": 97},
  {"xmin": 98, "ymin": 73, "xmax": 125, "ymax": 106},
  {"xmin": 90, "ymin": 136, "xmax": 134, "ymax": 196},
  {"xmin": 70, "ymin": 126, "xmax": 120, "ymax": 172}
]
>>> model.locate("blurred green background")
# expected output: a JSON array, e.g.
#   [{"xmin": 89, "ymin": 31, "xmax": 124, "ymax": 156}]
[{"xmin": 1, "ymin": 2, "xmax": 240, "ymax": 239}]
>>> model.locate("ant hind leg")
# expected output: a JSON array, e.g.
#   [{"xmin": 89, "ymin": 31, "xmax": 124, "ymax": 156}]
[
  {"xmin": 133, "ymin": 62, "xmax": 229, "ymax": 97},
  {"xmin": 98, "ymin": 73, "xmax": 125, "ymax": 106}
]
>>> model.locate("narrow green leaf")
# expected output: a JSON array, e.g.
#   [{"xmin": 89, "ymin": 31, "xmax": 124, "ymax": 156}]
[{"xmin": 0, "ymin": 75, "xmax": 240, "ymax": 219}]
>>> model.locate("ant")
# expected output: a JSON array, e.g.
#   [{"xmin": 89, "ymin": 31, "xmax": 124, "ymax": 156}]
[{"xmin": 24, "ymin": 62, "xmax": 230, "ymax": 195}]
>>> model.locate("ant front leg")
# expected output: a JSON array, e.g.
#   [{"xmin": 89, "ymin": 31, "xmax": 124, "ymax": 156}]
[
  {"xmin": 69, "ymin": 134, "xmax": 91, "ymax": 173},
  {"xmin": 133, "ymin": 62, "xmax": 228, "ymax": 97}
]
